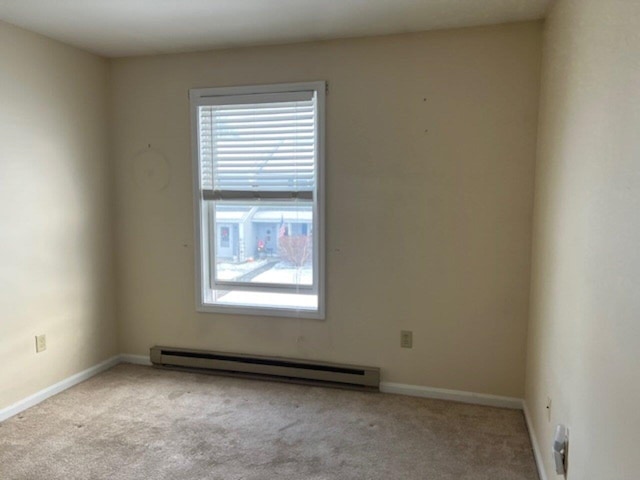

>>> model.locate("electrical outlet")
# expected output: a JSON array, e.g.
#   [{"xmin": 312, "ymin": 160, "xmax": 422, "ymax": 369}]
[
  {"xmin": 35, "ymin": 334, "xmax": 46, "ymax": 353},
  {"xmin": 546, "ymin": 396, "xmax": 552, "ymax": 422},
  {"xmin": 400, "ymin": 330, "xmax": 413, "ymax": 348}
]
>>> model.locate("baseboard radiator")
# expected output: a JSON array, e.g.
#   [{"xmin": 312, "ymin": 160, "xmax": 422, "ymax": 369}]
[{"xmin": 150, "ymin": 346, "xmax": 380, "ymax": 391}]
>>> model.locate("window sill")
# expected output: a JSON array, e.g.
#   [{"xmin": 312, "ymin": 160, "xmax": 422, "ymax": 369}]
[{"xmin": 198, "ymin": 290, "xmax": 323, "ymax": 319}]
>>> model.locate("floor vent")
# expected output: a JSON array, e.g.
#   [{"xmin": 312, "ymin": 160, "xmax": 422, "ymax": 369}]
[{"xmin": 150, "ymin": 346, "xmax": 380, "ymax": 391}]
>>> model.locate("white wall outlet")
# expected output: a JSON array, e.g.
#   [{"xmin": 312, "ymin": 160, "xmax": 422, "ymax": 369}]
[
  {"xmin": 546, "ymin": 396, "xmax": 552, "ymax": 422},
  {"xmin": 35, "ymin": 334, "xmax": 46, "ymax": 353},
  {"xmin": 400, "ymin": 330, "xmax": 413, "ymax": 348}
]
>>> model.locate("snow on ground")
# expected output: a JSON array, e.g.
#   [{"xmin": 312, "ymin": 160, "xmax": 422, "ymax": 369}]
[
  {"xmin": 252, "ymin": 265, "xmax": 312, "ymax": 285},
  {"xmin": 216, "ymin": 259, "xmax": 269, "ymax": 281},
  {"xmin": 217, "ymin": 258, "xmax": 312, "ymax": 285}
]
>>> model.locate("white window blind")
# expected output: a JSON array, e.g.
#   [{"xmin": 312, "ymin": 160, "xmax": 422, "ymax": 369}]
[{"xmin": 198, "ymin": 91, "xmax": 317, "ymax": 200}]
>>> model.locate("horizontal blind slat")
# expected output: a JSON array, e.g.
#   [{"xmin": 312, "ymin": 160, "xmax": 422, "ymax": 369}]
[
  {"xmin": 216, "ymin": 163, "xmax": 315, "ymax": 167},
  {"xmin": 214, "ymin": 142, "xmax": 314, "ymax": 148},
  {"xmin": 207, "ymin": 134, "xmax": 315, "ymax": 141},
  {"xmin": 211, "ymin": 112, "xmax": 314, "ymax": 120},
  {"xmin": 206, "ymin": 128, "xmax": 314, "ymax": 136},
  {"xmin": 215, "ymin": 148, "xmax": 314, "ymax": 154}
]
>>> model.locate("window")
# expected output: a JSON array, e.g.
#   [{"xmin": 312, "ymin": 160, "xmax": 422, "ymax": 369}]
[{"xmin": 191, "ymin": 82, "xmax": 325, "ymax": 318}]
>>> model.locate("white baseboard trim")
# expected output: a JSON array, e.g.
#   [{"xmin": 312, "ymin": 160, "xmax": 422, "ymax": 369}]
[
  {"xmin": 523, "ymin": 401, "xmax": 548, "ymax": 480},
  {"xmin": 119, "ymin": 354, "xmax": 152, "ymax": 366},
  {"xmin": 379, "ymin": 382, "xmax": 524, "ymax": 410},
  {"xmin": 0, "ymin": 355, "xmax": 121, "ymax": 423}
]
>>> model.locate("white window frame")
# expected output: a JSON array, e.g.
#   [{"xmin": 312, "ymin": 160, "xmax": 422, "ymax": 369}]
[{"xmin": 190, "ymin": 81, "xmax": 326, "ymax": 319}]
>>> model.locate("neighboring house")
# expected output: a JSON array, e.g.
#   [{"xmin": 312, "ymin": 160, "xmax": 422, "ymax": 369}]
[{"xmin": 215, "ymin": 205, "xmax": 312, "ymax": 261}]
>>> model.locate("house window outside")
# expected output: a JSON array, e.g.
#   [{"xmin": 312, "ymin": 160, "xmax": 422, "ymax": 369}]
[
  {"xmin": 191, "ymin": 82, "xmax": 325, "ymax": 318},
  {"xmin": 219, "ymin": 226, "xmax": 230, "ymax": 248}
]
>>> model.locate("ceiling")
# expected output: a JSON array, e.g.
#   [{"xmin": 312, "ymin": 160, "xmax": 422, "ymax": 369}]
[{"xmin": 0, "ymin": 0, "xmax": 552, "ymax": 57}]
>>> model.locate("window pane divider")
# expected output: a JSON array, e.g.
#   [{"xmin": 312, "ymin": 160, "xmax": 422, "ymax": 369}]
[{"xmin": 214, "ymin": 281, "xmax": 317, "ymax": 294}]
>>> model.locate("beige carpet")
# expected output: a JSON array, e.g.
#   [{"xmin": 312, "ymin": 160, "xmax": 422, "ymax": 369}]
[{"xmin": 0, "ymin": 364, "xmax": 538, "ymax": 479}]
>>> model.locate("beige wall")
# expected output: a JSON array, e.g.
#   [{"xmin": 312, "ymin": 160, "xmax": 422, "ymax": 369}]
[
  {"xmin": 0, "ymin": 22, "xmax": 117, "ymax": 410},
  {"xmin": 525, "ymin": 1, "xmax": 640, "ymax": 478},
  {"xmin": 111, "ymin": 22, "xmax": 541, "ymax": 398}
]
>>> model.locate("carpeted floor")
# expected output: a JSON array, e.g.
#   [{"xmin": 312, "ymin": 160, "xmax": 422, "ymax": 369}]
[{"xmin": 0, "ymin": 364, "xmax": 538, "ymax": 480}]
